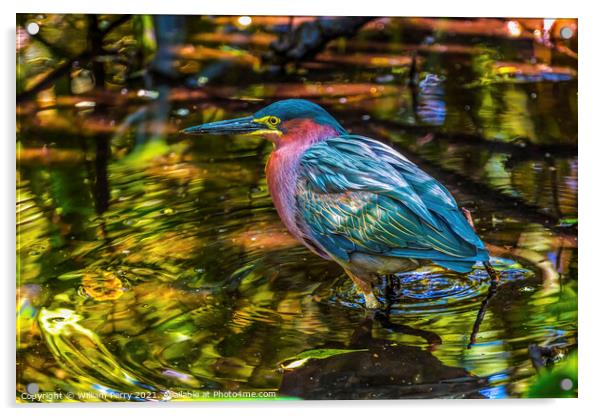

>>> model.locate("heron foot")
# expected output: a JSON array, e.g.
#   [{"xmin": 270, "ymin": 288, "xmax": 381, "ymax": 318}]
[
  {"xmin": 363, "ymin": 292, "xmax": 382, "ymax": 309},
  {"xmin": 344, "ymin": 268, "xmax": 383, "ymax": 310}
]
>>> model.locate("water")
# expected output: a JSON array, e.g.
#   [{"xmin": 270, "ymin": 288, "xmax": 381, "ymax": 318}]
[{"xmin": 16, "ymin": 16, "xmax": 577, "ymax": 401}]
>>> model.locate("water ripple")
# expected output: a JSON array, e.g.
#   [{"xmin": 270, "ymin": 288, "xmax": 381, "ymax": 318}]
[{"xmin": 325, "ymin": 259, "xmax": 534, "ymax": 315}]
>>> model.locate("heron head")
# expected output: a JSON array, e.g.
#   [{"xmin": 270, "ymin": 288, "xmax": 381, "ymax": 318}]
[{"xmin": 180, "ymin": 99, "xmax": 346, "ymax": 145}]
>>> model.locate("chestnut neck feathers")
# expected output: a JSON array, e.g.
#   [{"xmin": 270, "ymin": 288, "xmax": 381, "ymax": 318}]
[{"xmin": 265, "ymin": 119, "xmax": 341, "ymax": 256}]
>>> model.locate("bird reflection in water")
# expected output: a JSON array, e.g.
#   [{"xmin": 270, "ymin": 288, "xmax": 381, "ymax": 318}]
[{"xmin": 278, "ymin": 311, "xmax": 487, "ymax": 399}]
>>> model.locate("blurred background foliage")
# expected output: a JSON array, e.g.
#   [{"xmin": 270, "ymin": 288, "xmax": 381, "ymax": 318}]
[{"xmin": 17, "ymin": 14, "xmax": 577, "ymax": 401}]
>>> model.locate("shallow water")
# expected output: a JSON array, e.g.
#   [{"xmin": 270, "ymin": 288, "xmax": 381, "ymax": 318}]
[{"xmin": 17, "ymin": 16, "xmax": 577, "ymax": 400}]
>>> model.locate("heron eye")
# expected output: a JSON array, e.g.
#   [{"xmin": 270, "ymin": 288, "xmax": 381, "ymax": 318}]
[{"xmin": 267, "ymin": 116, "xmax": 280, "ymax": 127}]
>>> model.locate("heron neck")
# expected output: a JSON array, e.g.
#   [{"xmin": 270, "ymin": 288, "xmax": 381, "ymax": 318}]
[
  {"xmin": 276, "ymin": 119, "xmax": 340, "ymax": 149},
  {"xmin": 265, "ymin": 121, "xmax": 338, "ymax": 255}
]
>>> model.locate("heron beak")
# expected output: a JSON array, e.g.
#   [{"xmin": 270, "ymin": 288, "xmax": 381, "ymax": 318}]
[{"xmin": 180, "ymin": 116, "xmax": 263, "ymax": 136}]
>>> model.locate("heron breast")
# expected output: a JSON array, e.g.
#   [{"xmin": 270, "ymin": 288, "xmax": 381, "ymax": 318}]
[{"xmin": 266, "ymin": 149, "xmax": 332, "ymax": 259}]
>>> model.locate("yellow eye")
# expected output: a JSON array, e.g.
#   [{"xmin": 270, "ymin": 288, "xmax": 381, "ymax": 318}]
[{"xmin": 267, "ymin": 116, "xmax": 280, "ymax": 127}]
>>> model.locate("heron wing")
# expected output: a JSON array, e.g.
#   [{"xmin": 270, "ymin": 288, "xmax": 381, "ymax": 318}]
[{"xmin": 296, "ymin": 135, "xmax": 489, "ymax": 272}]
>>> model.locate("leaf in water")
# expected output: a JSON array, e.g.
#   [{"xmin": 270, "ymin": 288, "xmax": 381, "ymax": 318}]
[
  {"xmin": 559, "ymin": 217, "xmax": 578, "ymax": 226},
  {"xmin": 279, "ymin": 348, "xmax": 368, "ymax": 370},
  {"xmin": 57, "ymin": 271, "xmax": 84, "ymax": 281},
  {"xmin": 82, "ymin": 271, "xmax": 124, "ymax": 301}
]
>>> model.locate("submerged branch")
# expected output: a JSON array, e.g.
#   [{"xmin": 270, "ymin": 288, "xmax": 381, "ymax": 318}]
[
  {"xmin": 269, "ymin": 17, "xmax": 375, "ymax": 62},
  {"xmin": 467, "ymin": 281, "xmax": 498, "ymax": 348}
]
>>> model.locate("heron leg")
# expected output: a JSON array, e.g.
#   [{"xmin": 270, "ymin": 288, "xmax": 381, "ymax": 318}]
[
  {"xmin": 387, "ymin": 273, "xmax": 401, "ymax": 292},
  {"xmin": 344, "ymin": 269, "xmax": 381, "ymax": 309},
  {"xmin": 384, "ymin": 274, "xmax": 400, "ymax": 311}
]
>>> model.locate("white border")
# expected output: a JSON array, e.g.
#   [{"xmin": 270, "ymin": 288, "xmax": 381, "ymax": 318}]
[{"xmin": 3, "ymin": 1, "xmax": 598, "ymax": 415}]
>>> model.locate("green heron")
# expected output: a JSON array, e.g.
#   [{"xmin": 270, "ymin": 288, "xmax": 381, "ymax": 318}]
[{"xmin": 182, "ymin": 99, "xmax": 495, "ymax": 309}]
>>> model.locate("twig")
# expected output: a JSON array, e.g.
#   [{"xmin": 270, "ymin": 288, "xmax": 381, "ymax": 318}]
[{"xmin": 467, "ymin": 280, "xmax": 498, "ymax": 348}]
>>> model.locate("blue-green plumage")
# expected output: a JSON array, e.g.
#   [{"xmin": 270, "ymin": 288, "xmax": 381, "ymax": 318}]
[
  {"xmin": 296, "ymin": 135, "xmax": 489, "ymax": 273},
  {"xmin": 182, "ymin": 98, "xmax": 493, "ymax": 309}
]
